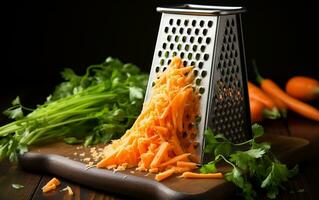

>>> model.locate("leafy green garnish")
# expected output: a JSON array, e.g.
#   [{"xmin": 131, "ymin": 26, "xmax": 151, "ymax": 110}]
[
  {"xmin": 64, "ymin": 137, "xmax": 83, "ymax": 144},
  {"xmin": 12, "ymin": 184, "xmax": 24, "ymax": 189},
  {"xmin": 0, "ymin": 57, "xmax": 148, "ymax": 162},
  {"xmin": 201, "ymin": 124, "xmax": 297, "ymax": 200}
]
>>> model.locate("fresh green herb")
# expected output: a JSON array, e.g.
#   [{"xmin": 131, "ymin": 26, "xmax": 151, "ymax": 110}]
[
  {"xmin": 64, "ymin": 137, "xmax": 83, "ymax": 145},
  {"xmin": 201, "ymin": 124, "xmax": 297, "ymax": 200},
  {"xmin": 0, "ymin": 57, "xmax": 148, "ymax": 162},
  {"xmin": 12, "ymin": 184, "xmax": 24, "ymax": 189}
]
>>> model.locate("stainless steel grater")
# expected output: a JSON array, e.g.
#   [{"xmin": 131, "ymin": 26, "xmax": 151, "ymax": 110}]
[{"xmin": 144, "ymin": 4, "xmax": 252, "ymax": 162}]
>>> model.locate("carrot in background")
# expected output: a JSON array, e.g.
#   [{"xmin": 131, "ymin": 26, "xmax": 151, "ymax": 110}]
[
  {"xmin": 263, "ymin": 91, "xmax": 288, "ymax": 118},
  {"xmin": 286, "ymin": 76, "xmax": 319, "ymax": 101},
  {"xmin": 248, "ymin": 81, "xmax": 277, "ymax": 110},
  {"xmin": 253, "ymin": 62, "xmax": 319, "ymax": 122},
  {"xmin": 249, "ymin": 98, "xmax": 280, "ymax": 123}
]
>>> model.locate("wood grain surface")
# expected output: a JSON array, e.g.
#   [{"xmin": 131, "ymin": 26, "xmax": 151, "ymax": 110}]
[{"xmin": 1, "ymin": 117, "xmax": 318, "ymax": 200}]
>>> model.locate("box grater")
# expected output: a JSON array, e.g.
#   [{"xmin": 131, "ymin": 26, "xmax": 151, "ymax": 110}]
[{"xmin": 144, "ymin": 4, "xmax": 252, "ymax": 162}]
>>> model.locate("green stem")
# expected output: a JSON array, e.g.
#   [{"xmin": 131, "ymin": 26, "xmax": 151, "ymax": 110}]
[
  {"xmin": 28, "ymin": 93, "xmax": 115, "ymax": 117},
  {"xmin": 38, "ymin": 101, "xmax": 100, "ymax": 121},
  {"xmin": 263, "ymin": 108, "xmax": 281, "ymax": 120},
  {"xmin": 23, "ymin": 116, "xmax": 95, "ymax": 145},
  {"xmin": 0, "ymin": 124, "xmax": 25, "ymax": 137},
  {"xmin": 0, "ymin": 104, "xmax": 98, "ymax": 137},
  {"xmin": 251, "ymin": 59, "xmax": 264, "ymax": 84},
  {"xmin": 314, "ymin": 87, "xmax": 319, "ymax": 95},
  {"xmin": 35, "ymin": 115, "xmax": 96, "ymax": 132},
  {"xmin": 233, "ymin": 139, "xmax": 254, "ymax": 146},
  {"xmin": 216, "ymin": 154, "xmax": 237, "ymax": 169}
]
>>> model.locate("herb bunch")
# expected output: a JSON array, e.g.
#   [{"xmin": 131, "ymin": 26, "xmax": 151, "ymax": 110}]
[
  {"xmin": 200, "ymin": 124, "xmax": 298, "ymax": 199},
  {"xmin": 0, "ymin": 57, "xmax": 148, "ymax": 162}
]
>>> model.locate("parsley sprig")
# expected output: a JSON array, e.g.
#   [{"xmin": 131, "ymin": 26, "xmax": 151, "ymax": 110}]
[{"xmin": 200, "ymin": 124, "xmax": 298, "ymax": 199}]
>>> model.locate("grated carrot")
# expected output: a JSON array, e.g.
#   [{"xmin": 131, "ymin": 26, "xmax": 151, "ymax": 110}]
[
  {"xmin": 179, "ymin": 172, "xmax": 224, "ymax": 179},
  {"xmin": 176, "ymin": 161, "xmax": 198, "ymax": 169},
  {"xmin": 155, "ymin": 168, "xmax": 175, "ymax": 181},
  {"xmin": 97, "ymin": 57, "xmax": 202, "ymax": 181}
]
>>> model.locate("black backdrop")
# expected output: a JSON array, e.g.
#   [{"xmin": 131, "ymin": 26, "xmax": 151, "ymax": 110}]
[{"xmin": 1, "ymin": 0, "xmax": 318, "ymax": 119}]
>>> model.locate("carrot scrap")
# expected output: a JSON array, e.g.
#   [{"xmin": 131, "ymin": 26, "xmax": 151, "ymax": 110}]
[
  {"xmin": 42, "ymin": 177, "xmax": 61, "ymax": 193},
  {"xmin": 176, "ymin": 161, "xmax": 199, "ymax": 169},
  {"xmin": 155, "ymin": 168, "xmax": 175, "ymax": 181},
  {"xmin": 97, "ymin": 57, "xmax": 202, "ymax": 181},
  {"xmin": 61, "ymin": 186, "xmax": 74, "ymax": 196},
  {"xmin": 66, "ymin": 186, "xmax": 73, "ymax": 196},
  {"xmin": 42, "ymin": 184, "xmax": 56, "ymax": 193},
  {"xmin": 159, "ymin": 153, "xmax": 191, "ymax": 168},
  {"xmin": 149, "ymin": 168, "xmax": 159, "ymax": 173},
  {"xmin": 179, "ymin": 172, "xmax": 224, "ymax": 179}
]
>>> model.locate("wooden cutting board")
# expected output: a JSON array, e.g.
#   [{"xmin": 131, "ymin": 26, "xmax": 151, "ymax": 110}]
[{"xmin": 19, "ymin": 134, "xmax": 309, "ymax": 200}]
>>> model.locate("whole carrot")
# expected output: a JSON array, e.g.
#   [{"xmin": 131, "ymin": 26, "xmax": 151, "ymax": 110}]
[
  {"xmin": 250, "ymin": 98, "xmax": 280, "ymax": 123},
  {"xmin": 248, "ymin": 81, "xmax": 277, "ymax": 109},
  {"xmin": 250, "ymin": 99, "xmax": 264, "ymax": 123},
  {"xmin": 252, "ymin": 62, "xmax": 319, "ymax": 122},
  {"xmin": 263, "ymin": 90, "xmax": 288, "ymax": 118},
  {"xmin": 286, "ymin": 76, "xmax": 319, "ymax": 101}
]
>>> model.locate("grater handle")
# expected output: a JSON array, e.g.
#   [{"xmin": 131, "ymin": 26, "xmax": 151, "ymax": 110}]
[{"xmin": 157, "ymin": 4, "xmax": 246, "ymax": 16}]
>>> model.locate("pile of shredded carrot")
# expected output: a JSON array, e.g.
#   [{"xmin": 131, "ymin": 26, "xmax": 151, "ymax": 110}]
[{"xmin": 97, "ymin": 57, "xmax": 223, "ymax": 181}]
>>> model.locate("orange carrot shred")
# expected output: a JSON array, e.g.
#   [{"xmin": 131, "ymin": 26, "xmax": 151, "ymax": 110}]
[
  {"xmin": 155, "ymin": 168, "xmax": 175, "ymax": 181},
  {"xmin": 97, "ymin": 57, "xmax": 201, "ymax": 181},
  {"xmin": 179, "ymin": 172, "xmax": 224, "ymax": 179}
]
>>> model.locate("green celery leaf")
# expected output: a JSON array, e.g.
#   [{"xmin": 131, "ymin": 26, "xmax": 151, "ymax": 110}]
[
  {"xmin": 204, "ymin": 129, "xmax": 217, "ymax": 146},
  {"xmin": 18, "ymin": 144, "xmax": 28, "ymax": 155},
  {"xmin": 214, "ymin": 142, "xmax": 232, "ymax": 157},
  {"xmin": 100, "ymin": 132, "xmax": 114, "ymax": 144},
  {"xmin": 252, "ymin": 142, "xmax": 271, "ymax": 152},
  {"xmin": 3, "ymin": 106, "xmax": 24, "ymax": 120},
  {"xmin": 200, "ymin": 162, "xmax": 216, "ymax": 174},
  {"xmin": 84, "ymin": 135, "xmax": 94, "ymax": 147},
  {"xmin": 12, "ymin": 96, "xmax": 21, "ymax": 106},
  {"xmin": 64, "ymin": 137, "xmax": 83, "ymax": 144},
  {"xmin": 226, "ymin": 167, "xmax": 256, "ymax": 200},
  {"xmin": 252, "ymin": 123, "xmax": 264, "ymax": 138},
  {"xmin": 245, "ymin": 148, "xmax": 266, "ymax": 158},
  {"xmin": 129, "ymin": 86, "xmax": 144, "ymax": 101},
  {"xmin": 12, "ymin": 184, "xmax": 24, "ymax": 189}
]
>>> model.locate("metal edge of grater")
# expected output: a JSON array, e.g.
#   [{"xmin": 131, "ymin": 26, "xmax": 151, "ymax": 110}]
[{"xmin": 144, "ymin": 4, "xmax": 252, "ymax": 163}]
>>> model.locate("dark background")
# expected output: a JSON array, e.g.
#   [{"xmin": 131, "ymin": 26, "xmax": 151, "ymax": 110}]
[{"xmin": 1, "ymin": 0, "xmax": 318, "ymax": 121}]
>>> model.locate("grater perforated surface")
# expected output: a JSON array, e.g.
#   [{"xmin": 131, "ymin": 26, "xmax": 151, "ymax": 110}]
[
  {"xmin": 145, "ymin": 5, "xmax": 251, "ymax": 162},
  {"xmin": 208, "ymin": 15, "xmax": 251, "ymax": 144}
]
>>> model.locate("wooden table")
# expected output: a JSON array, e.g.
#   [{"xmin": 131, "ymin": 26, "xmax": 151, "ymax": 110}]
[{"xmin": 1, "ymin": 114, "xmax": 318, "ymax": 200}]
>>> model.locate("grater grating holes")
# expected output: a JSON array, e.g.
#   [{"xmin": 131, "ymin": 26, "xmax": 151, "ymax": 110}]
[
  {"xmin": 208, "ymin": 20, "xmax": 213, "ymax": 27},
  {"xmin": 199, "ymin": 20, "xmax": 205, "ymax": 27},
  {"xmin": 206, "ymin": 37, "xmax": 211, "ymax": 44},
  {"xmin": 192, "ymin": 20, "xmax": 196, "ymax": 26},
  {"xmin": 198, "ymin": 62, "xmax": 203, "ymax": 69},
  {"xmin": 155, "ymin": 17, "xmax": 216, "ymax": 136},
  {"xmin": 210, "ymin": 17, "xmax": 247, "ymax": 143},
  {"xmin": 155, "ymin": 66, "xmax": 160, "ymax": 73},
  {"xmin": 198, "ymin": 37, "xmax": 202, "ymax": 43},
  {"xmin": 184, "ymin": 19, "xmax": 189, "ymax": 26},
  {"xmin": 200, "ymin": 45, "xmax": 206, "ymax": 52},
  {"xmin": 172, "ymin": 27, "xmax": 176, "ymax": 34},
  {"xmin": 203, "ymin": 29, "xmax": 208, "ymax": 36}
]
